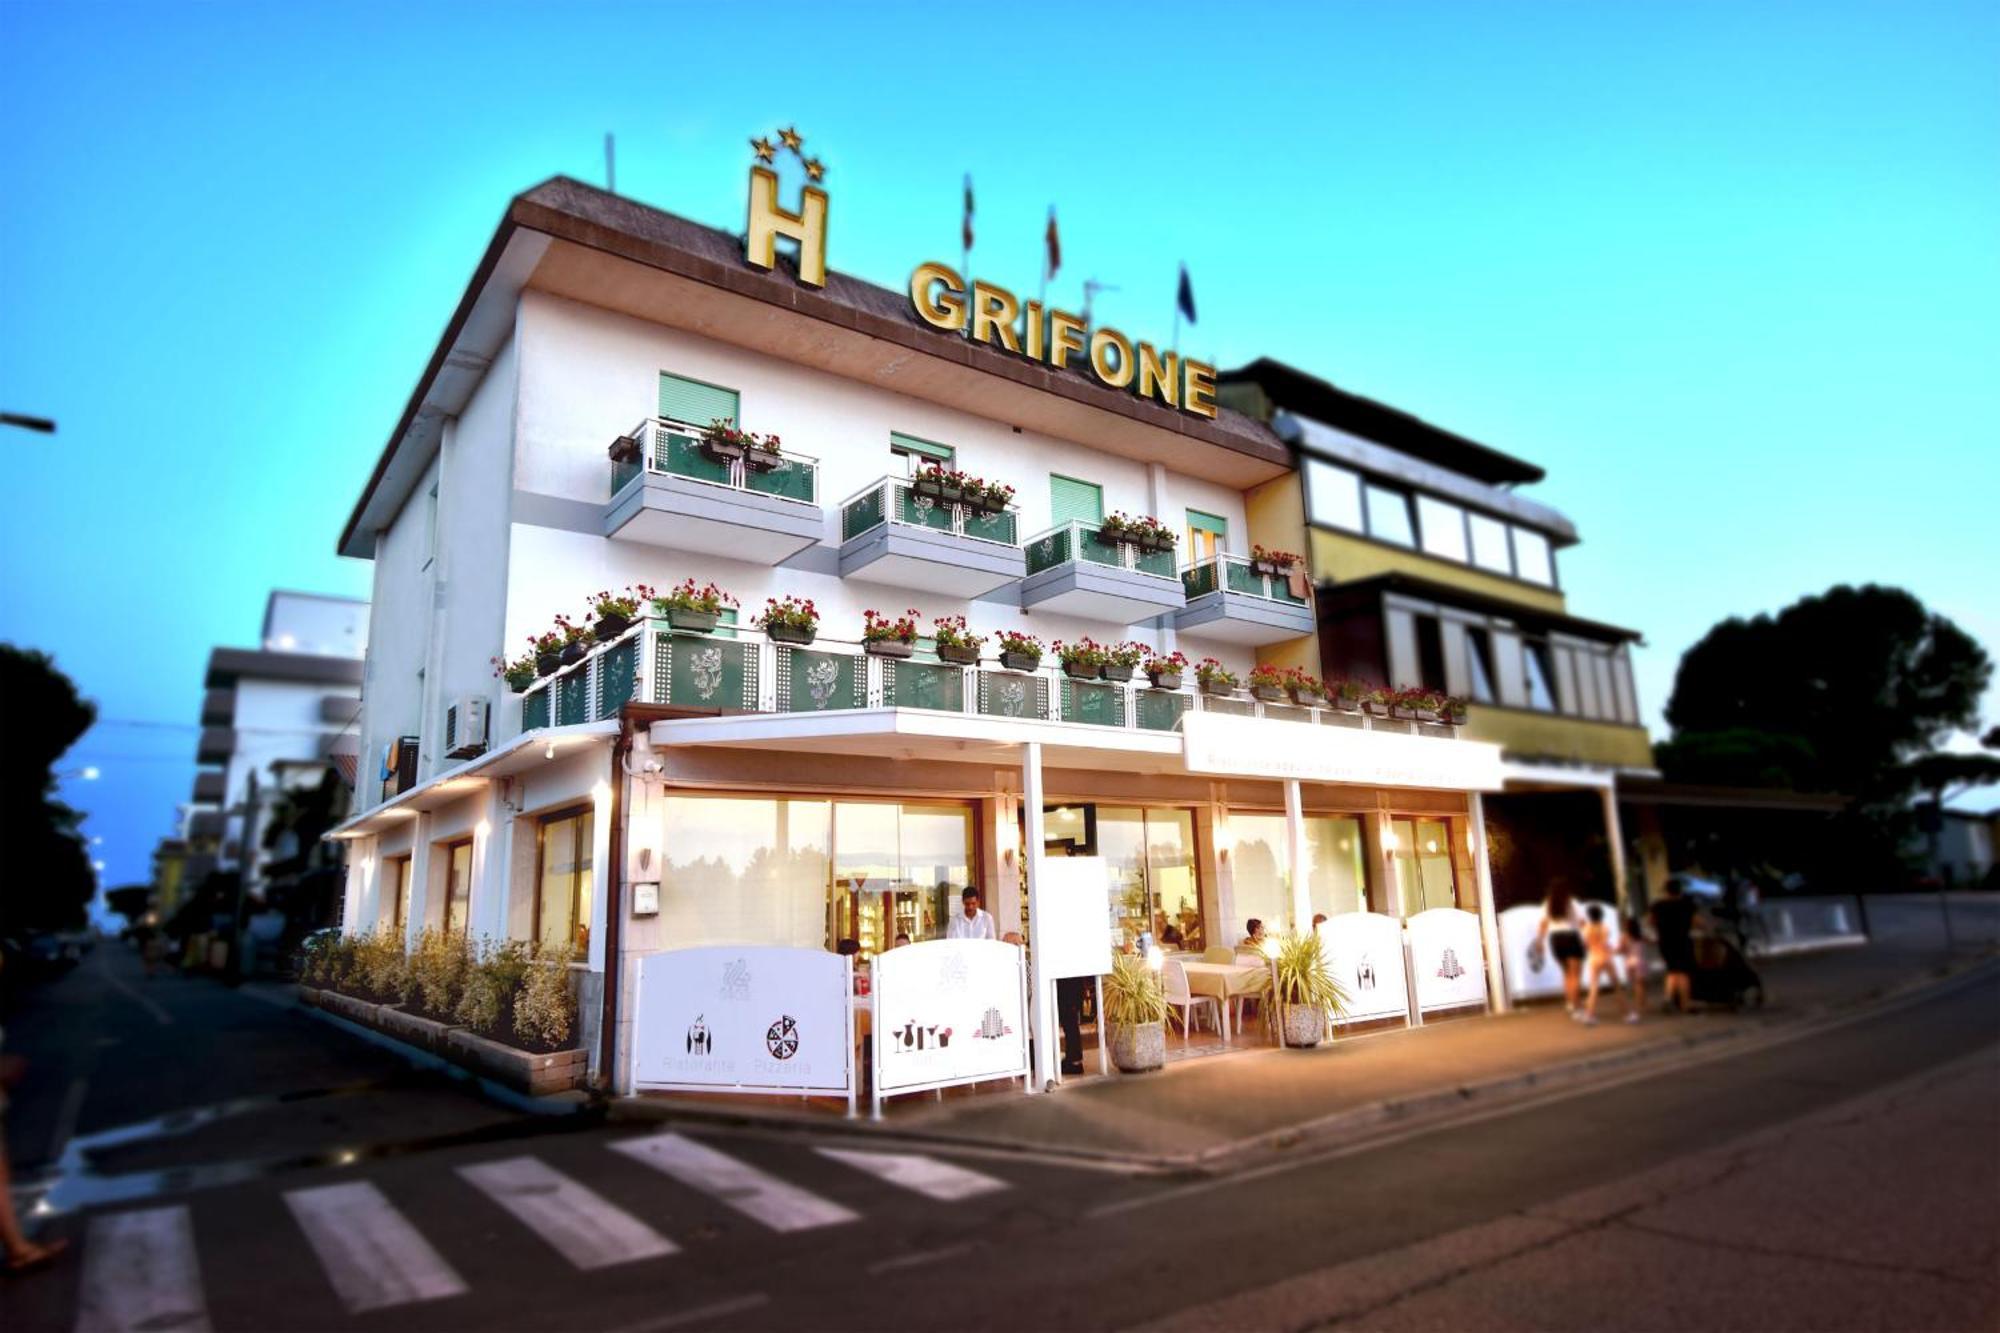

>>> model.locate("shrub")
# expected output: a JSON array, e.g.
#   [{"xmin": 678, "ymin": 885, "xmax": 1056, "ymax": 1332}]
[
  {"xmin": 454, "ymin": 938, "xmax": 530, "ymax": 1034},
  {"xmin": 513, "ymin": 941, "xmax": 578, "ymax": 1049},
  {"xmin": 355, "ymin": 929, "xmax": 410, "ymax": 1002},
  {"xmin": 409, "ymin": 928, "xmax": 471, "ymax": 1019}
]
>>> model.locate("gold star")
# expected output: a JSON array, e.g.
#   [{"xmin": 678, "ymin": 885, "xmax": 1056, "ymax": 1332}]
[
  {"xmin": 750, "ymin": 136, "xmax": 776, "ymax": 163},
  {"xmin": 803, "ymin": 156, "xmax": 825, "ymax": 181},
  {"xmin": 778, "ymin": 125, "xmax": 803, "ymax": 151}
]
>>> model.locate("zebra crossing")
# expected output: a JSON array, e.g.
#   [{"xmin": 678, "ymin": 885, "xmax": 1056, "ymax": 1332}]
[{"xmin": 64, "ymin": 1133, "xmax": 1010, "ymax": 1331}]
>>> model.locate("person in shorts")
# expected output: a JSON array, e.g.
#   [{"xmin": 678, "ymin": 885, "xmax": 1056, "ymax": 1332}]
[
  {"xmin": 1536, "ymin": 884, "xmax": 1588, "ymax": 1016},
  {"xmin": 1649, "ymin": 879, "xmax": 1699, "ymax": 1013}
]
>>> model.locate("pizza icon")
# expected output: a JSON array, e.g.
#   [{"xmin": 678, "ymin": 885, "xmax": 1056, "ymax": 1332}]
[{"xmin": 765, "ymin": 1015, "xmax": 800, "ymax": 1060}]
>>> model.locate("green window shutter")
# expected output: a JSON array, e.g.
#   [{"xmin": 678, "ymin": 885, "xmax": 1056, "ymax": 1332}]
[
  {"xmin": 890, "ymin": 432, "xmax": 955, "ymax": 464},
  {"xmin": 1050, "ymin": 475, "xmax": 1104, "ymax": 526},
  {"xmin": 1187, "ymin": 509, "xmax": 1228, "ymax": 536},
  {"xmin": 658, "ymin": 372, "xmax": 739, "ymax": 428}
]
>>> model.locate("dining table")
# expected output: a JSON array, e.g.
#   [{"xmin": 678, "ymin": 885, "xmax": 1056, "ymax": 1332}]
[{"xmin": 1176, "ymin": 958, "xmax": 1270, "ymax": 1041}]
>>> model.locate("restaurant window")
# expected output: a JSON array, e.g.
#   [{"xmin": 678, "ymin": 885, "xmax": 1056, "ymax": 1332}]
[
  {"xmin": 891, "ymin": 431, "xmax": 954, "ymax": 473},
  {"xmin": 1363, "ymin": 484, "xmax": 1415, "ymax": 547},
  {"xmin": 386, "ymin": 855, "xmax": 412, "ymax": 932},
  {"xmin": 1306, "ymin": 817, "xmax": 1368, "ymax": 919},
  {"xmin": 1047, "ymin": 806, "xmax": 1200, "ymax": 953},
  {"xmin": 1304, "ymin": 458, "xmax": 1363, "ymax": 533},
  {"xmin": 441, "ymin": 838, "xmax": 472, "ymax": 935},
  {"xmin": 534, "ymin": 807, "xmax": 594, "ymax": 959},
  {"xmin": 1232, "ymin": 813, "xmax": 1372, "ymax": 933},
  {"xmin": 1468, "ymin": 512, "xmax": 1512, "ymax": 574},
  {"xmin": 1386, "ymin": 818, "xmax": 1460, "ymax": 915},
  {"xmin": 1522, "ymin": 640, "xmax": 1557, "ymax": 712},
  {"xmin": 1416, "ymin": 496, "xmax": 1468, "ymax": 563},
  {"xmin": 1513, "ymin": 527, "xmax": 1555, "ymax": 586},
  {"xmin": 1465, "ymin": 625, "xmax": 1498, "ymax": 704}
]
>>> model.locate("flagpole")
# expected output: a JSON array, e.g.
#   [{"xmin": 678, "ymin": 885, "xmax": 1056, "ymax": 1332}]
[{"xmin": 1170, "ymin": 309, "xmax": 1181, "ymax": 361}]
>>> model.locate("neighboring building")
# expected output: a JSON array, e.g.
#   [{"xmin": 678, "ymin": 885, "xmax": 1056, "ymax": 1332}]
[
  {"xmin": 329, "ymin": 168, "xmax": 1518, "ymax": 1092},
  {"xmin": 1924, "ymin": 807, "xmax": 1998, "ymax": 888},
  {"xmin": 1218, "ymin": 359, "xmax": 1659, "ymax": 911}
]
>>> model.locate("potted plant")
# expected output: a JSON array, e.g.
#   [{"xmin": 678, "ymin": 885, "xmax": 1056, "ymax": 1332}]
[
  {"xmin": 1055, "ymin": 638, "xmax": 1108, "ymax": 681},
  {"xmin": 1392, "ymin": 685, "xmax": 1445, "ymax": 723},
  {"xmin": 492, "ymin": 652, "xmax": 538, "ymax": 694},
  {"xmin": 1443, "ymin": 694, "xmax": 1470, "ymax": 725},
  {"xmin": 607, "ymin": 432, "xmax": 641, "ymax": 464},
  {"xmin": 1362, "ymin": 685, "xmax": 1397, "ymax": 716},
  {"xmin": 742, "ymin": 429, "xmax": 784, "ymax": 473},
  {"xmin": 997, "ymin": 630, "xmax": 1043, "ymax": 673},
  {"xmin": 1283, "ymin": 667, "xmax": 1325, "ymax": 707},
  {"xmin": 1327, "ymin": 678, "xmax": 1365, "ymax": 713},
  {"xmin": 1250, "ymin": 544, "xmax": 1302, "ymax": 579},
  {"xmin": 1128, "ymin": 515, "xmax": 1178, "ymax": 553},
  {"xmin": 1145, "ymin": 650, "xmax": 1188, "ymax": 691},
  {"xmin": 1103, "ymin": 641, "xmax": 1146, "ymax": 683},
  {"xmin": 698, "ymin": 418, "xmax": 747, "ymax": 465},
  {"xmin": 528, "ymin": 630, "xmax": 564, "ymax": 678},
  {"xmin": 754, "ymin": 595, "xmax": 818, "ymax": 646},
  {"xmin": 588, "ymin": 585, "xmax": 652, "ymax": 641},
  {"xmin": 1096, "ymin": 512, "xmax": 1133, "ymax": 546},
  {"xmin": 1195, "ymin": 658, "xmax": 1237, "ymax": 696},
  {"xmin": 969, "ymin": 478, "xmax": 1015, "ymax": 515},
  {"xmin": 651, "ymin": 578, "xmax": 737, "ymax": 634},
  {"xmin": 862, "ymin": 608, "xmax": 920, "ymax": 658},
  {"xmin": 552, "ymin": 616, "xmax": 595, "ymax": 665},
  {"xmin": 1248, "ymin": 663, "xmax": 1288, "ymax": 703},
  {"xmin": 931, "ymin": 615, "xmax": 985, "ymax": 665},
  {"xmin": 1103, "ymin": 953, "xmax": 1168, "ymax": 1073},
  {"xmin": 1271, "ymin": 931, "xmax": 1347, "ymax": 1049}
]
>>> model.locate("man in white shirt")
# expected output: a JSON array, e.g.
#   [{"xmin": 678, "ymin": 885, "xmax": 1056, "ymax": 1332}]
[{"xmin": 945, "ymin": 887, "xmax": 996, "ymax": 941}]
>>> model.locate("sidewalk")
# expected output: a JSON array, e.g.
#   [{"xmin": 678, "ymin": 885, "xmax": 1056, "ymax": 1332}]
[{"xmin": 612, "ymin": 934, "xmax": 2000, "ymax": 1168}]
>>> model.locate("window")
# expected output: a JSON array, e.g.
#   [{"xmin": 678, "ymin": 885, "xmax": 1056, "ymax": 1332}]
[
  {"xmin": 1512, "ymin": 527, "xmax": 1555, "ymax": 586},
  {"xmin": 658, "ymin": 372, "xmax": 739, "ymax": 428},
  {"xmin": 1233, "ymin": 813, "xmax": 1374, "ymax": 931},
  {"xmin": 1386, "ymin": 818, "xmax": 1460, "ymax": 915},
  {"xmin": 1414, "ymin": 615, "xmax": 1448, "ymax": 691},
  {"xmin": 1186, "ymin": 510, "xmax": 1227, "ymax": 563},
  {"xmin": 1304, "ymin": 458, "xmax": 1363, "ymax": 532},
  {"xmin": 1416, "ymin": 496, "xmax": 1469, "ymax": 563},
  {"xmin": 386, "ymin": 855, "xmax": 412, "ymax": 932},
  {"xmin": 1522, "ymin": 640, "xmax": 1557, "ymax": 711},
  {"xmin": 1305, "ymin": 817, "xmax": 1368, "ymax": 919},
  {"xmin": 534, "ymin": 807, "xmax": 595, "ymax": 959},
  {"xmin": 1364, "ymin": 484, "xmax": 1415, "ymax": 547},
  {"xmin": 1465, "ymin": 626, "xmax": 1497, "ymax": 704},
  {"xmin": 441, "ymin": 838, "xmax": 472, "ymax": 935},
  {"xmin": 1047, "ymin": 806, "xmax": 1201, "ymax": 953},
  {"xmin": 1468, "ymin": 513, "xmax": 1512, "ymax": 574},
  {"xmin": 890, "ymin": 432, "xmax": 954, "ymax": 472},
  {"xmin": 1049, "ymin": 475, "xmax": 1104, "ymax": 527}
]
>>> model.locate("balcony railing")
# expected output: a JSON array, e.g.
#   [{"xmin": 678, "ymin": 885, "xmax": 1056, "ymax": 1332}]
[
  {"xmin": 1024, "ymin": 520, "xmax": 1180, "ymax": 581},
  {"xmin": 839, "ymin": 476, "xmax": 1020, "ymax": 548},
  {"xmin": 515, "ymin": 616, "xmax": 1460, "ymax": 740},
  {"xmin": 611, "ymin": 418, "xmax": 819, "ymax": 506},
  {"xmin": 1180, "ymin": 553, "xmax": 1308, "ymax": 606}
]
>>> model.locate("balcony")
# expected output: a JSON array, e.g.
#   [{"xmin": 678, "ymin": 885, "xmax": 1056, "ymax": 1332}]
[
  {"xmin": 192, "ymin": 769, "xmax": 226, "ymax": 804},
  {"xmin": 200, "ymin": 688, "xmax": 234, "ymax": 726},
  {"xmin": 516, "ymin": 615, "xmax": 1465, "ymax": 742},
  {"xmin": 605, "ymin": 418, "xmax": 822, "ymax": 563},
  {"xmin": 1175, "ymin": 553, "xmax": 1316, "ymax": 645},
  {"xmin": 837, "ymin": 476, "xmax": 1026, "ymax": 598},
  {"xmin": 197, "ymin": 726, "xmax": 235, "ymax": 764},
  {"xmin": 1019, "ymin": 520, "xmax": 1187, "ymax": 624}
]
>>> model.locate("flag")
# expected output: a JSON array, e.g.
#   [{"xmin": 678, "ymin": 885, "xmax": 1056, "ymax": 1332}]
[
  {"xmin": 1177, "ymin": 263, "xmax": 1197, "ymax": 325},
  {"xmin": 1045, "ymin": 206, "xmax": 1061, "ymax": 280},
  {"xmin": 962, "ymin": 174, "xmax": 974, "ymax": 253}
]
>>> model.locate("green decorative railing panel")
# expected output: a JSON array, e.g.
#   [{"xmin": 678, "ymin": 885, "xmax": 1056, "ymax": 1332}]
[
  {"xmin": 522, "ymin": 690, "xmax": 551, "ymax": 731},
  {"xmin": 1136, "ymin": 689, "xmax": 1192, "ymax": 732},
  {"xmin": 977, "ymin": 670, "xmax": 1049, "ymax": 720},
  {"xmin": 778, "ymin": 648, "xmax": 864, "ymax": 712},
  {"xmin": 1182, "ymin": 563, "xmax": 1219, "ymax": 598},
  {"xmin": 841, "ymin": 487, "xmax": 885, "ymax": 540},
  {"xmin": 598, "ymin": 638, "xmax": 638, "ymax": 717},
  {"xmin": 1025, "ymin": 526, "xmax": 1073, "ymax": 574},
  {"xmin": 1224, "ymin": 560, "xmax": 1263, "ymax": 595},
  {"xmin": 1061, "ymin": 679, "xmax": 1125, "ymax": 727},
  {"xmin": 886, "ymin": 660, "xmax": 964, "ymax": 712},
  {"xmin": 962, "ymin": 507, "xmax": 1017, "ymax": 544},
  {"xmin": 611, "ymin": 456, "xmax": 641, "ymax": 494},
  {"xmin": 896, "ymin": 487, "xmax": 958, "ymax": 533},
  {"xmin": 1131, "ymin": 543, "xmax": 1177, "ymax": 577},
  {"xmin": 557, "ymin": 672, "xmax": 591, "ymax": 726},
  {"xmin": 745, "ymin": 457, "xmax": 815, "ymax": 502},
  {"xmin": 659, "ymin": 633, "xmax": 757, "ymax": 709},
  {"xmin": 661, "ymin": 431, "xmax": 731, "ymax": 485},
  {"xmin": 1080, "ymin": 527, "xmax": 1123, "ymax": 567}
]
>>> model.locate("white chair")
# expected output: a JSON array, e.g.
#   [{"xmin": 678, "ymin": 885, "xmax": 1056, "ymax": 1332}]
[{"xmin": 1163, "ymin": 957, "xmax": 1221, "ymax": 1042}]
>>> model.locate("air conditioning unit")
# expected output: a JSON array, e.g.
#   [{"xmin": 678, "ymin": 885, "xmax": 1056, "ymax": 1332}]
[{"xmin": 445, "ymin": 697, "xmax": 490, "ymax": 759}]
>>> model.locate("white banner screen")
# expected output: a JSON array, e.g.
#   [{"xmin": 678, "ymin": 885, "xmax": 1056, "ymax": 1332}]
[
  {"xmin": 1317, "ymin": 911, "xmax": 1410, "ymax": 1025},
  {"xmin": 872, "ymin": 938, "xmax": 1028, "ymax": 1096},
  {"xmin": 1408, "ymin": 907, "xmax": 1487, "ymax": 1013},
  {"xmin": 633, "ymin": 946, "xmax": 852, "ymax": 1095}
]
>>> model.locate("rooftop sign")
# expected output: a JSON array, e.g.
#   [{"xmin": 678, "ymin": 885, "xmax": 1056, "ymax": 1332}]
[{"xmin": 1180, "ymin": 711, "xmax": 1506, "ymax": 792}]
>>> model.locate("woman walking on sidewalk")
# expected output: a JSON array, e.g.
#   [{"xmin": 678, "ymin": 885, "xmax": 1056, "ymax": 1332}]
[{"xmin": 1536, "ymin": 883, "xmax": 1587, "ymax": 1016}]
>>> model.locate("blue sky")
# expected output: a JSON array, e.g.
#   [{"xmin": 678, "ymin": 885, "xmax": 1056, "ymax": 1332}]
[{"xmin": 3, "ymin": 1, "xmax": 1996, "ymax": 897}]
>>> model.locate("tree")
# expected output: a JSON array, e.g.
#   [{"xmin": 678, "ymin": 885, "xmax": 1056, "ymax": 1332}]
[
  {"xmin": 0, "ymin": 645, "xmax": 99, "ymax": 934},
  {"xmin": 105, "ymin": 884, "xmax": 154, "ymax": 930}
]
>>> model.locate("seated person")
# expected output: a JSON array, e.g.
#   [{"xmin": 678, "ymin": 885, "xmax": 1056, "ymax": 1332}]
[
  {"xmin": 1159, "ymin": 924, "xmax": 1185, "ymax": 950},
  {"xmin": 892, "ymin": 931, "xmax": 911, "ymax": 948},
  {"xmin": 835, "ymin": 938, "xmax": 861, "ymax": 957},
  {"xmin": 1239, "ymin": 918, "xmax": 1266, "ymax": 950}
]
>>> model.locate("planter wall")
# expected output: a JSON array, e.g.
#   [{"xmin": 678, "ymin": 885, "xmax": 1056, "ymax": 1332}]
[{"xmin": 301, "ymin": 987, "xmax": 586, "ymax": 1095}]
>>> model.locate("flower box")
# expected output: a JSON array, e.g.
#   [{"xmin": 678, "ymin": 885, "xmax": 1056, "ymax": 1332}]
[
  {"xmin": 937, "ymin": 644, "xmax": 981, "ymax": 666},
  {"xmin": 965, "ymin": 491, "xmax": 1006, "ymax": 516},
  {"xmin": 535, "ymin": 651, "xmax": 561, "ymax": 678},
  {"xmin": 594, "ymin": 613, "xmax": 632, "ymax": 641},
  {"xmin": 1200, "ymin": 678, "xmax": 1236, "ymax": 697},
  {"xmin": 1251, "ymin": 559, "xmax": 1289, "ymax": 579},
  {"xmin": 666, "ymin": 608, "xmax": 718, "ymax": 633},
  {"xmin": 699, "ymin": 437, "xmax": 744, "ymax": 465},
  {"xmin": 559, "ymin": 640, "xmax": 589, "ymax": 666},
  {"xmin": 1251, "ymin": 684, "xmax": 1286, "ymax": 703},
  {"xmin": 1147, "ymin": 670, "xmax": 1183, "ymax": 691},
  {"xmin": 373, "ymin": 1004, "xmax": 464, "ymax": 1056},
  {"xmin": 866, "ymin": 639, "xmax": 915, "ymax": 659},
  {"xmin": 1102, "ymin": 663, "xmax": 1135, "ymax": 683},
  {"xmin": 1063, "ymin": 662, "xmax": 1104, "ymax": 681},
  {"xmin": 766, "ymin": 623, "xmax": 815, "ymax": 646},
  {"xmin": 1097, "ymin": 522, "xmax": 1128, "ymax": 547},
  {"xmin": 742, "ymin": 448, "xmax": 782, "ymax": 473},
  {"xmin": 999, "ymin": 650, "xmax": 1042, "ymax": 673},
  {"xmin": 444, "ymin": 1029, "xmax": 587, "ymax": 1096},
  {"xmin": 607, "ymin": 435, "xmax": 641, "ymax": 465}
]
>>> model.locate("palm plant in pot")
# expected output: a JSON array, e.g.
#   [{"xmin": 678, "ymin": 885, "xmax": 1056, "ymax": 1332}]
[
  {"xmin": 1103, "ymin": 641, "xmax": 1146, "ymax": 683},
  {"xmin": 931, "ymin": 615, "xmax": 984, "ymax": 665},
  {"xmin": 754, "ymin": 595, "xmax": 818, "ymax": 646},
  {"xmin": 1145, "ymin": 650, "xmax": 1188, "ymax": 691},
  {"xmin": 996, "ymin": 630, "xmax": 1043, "ymax": 673},
  {"xmin": 1271, "ymin": 931, "xmax": 1348, "ymax": 1049},
  {"xmin": 652, "ymin": 579, "xmax": 737, "ymax": 633},
  {"xmin": 861, "ymin": 608, "xmax": 920, "ymax": 658},
  {"xmin": 1103, "ymin": 952, "xmax": 1168, "ymax": 1073}
]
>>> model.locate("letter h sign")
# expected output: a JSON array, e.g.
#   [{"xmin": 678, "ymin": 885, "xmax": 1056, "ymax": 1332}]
[{"xmin": 745, "ymin": 166, "xmax": 828, "ymax": 288}]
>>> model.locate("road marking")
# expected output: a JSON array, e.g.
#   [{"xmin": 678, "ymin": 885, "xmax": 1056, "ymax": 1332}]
[
  {"xmin": 816, "ymin": 1147, "xmax": 1008, "ymax": 1201},
  {"xmin": 603, "ymin": 1293, "xmax": 771, "ymax": 1333},
  {"xmin": 866, "ymin": 1240, "xmax": 977, "ymax": 1275},
  {"xmin": 458, "ymin": 1155, "xmax": 678, "ymax": 1269},
  {"xmin": 610, "ymin": 1132, "xmax": 857, "ymax": 1232},
  {"xmin": 97, "ymin": 950, "xmax": 171, "ymax": 1026},
  {"xmin": 284, "ymin": 1180, "xmax": 467, "ymax": 1311},
  {"xmin": 73, "ymin": 1205, "xmax": 210, "ymax": 1333}
]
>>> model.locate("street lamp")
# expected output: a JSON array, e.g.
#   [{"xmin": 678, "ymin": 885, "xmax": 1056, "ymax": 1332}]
[{"xmin": 58, "ymin": 765, "xmax": 100, "ymax": 781}]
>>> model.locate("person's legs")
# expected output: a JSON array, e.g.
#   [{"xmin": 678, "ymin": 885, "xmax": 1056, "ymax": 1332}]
[
  {"xmin": 1628, "ymin": 958, "xmax": 1645, "ymax": 1018},
  {"xmin": 1583, "ymin": 962, "xmax": 1602, "ymax": 1021},
  {"xmin": 1562, "ymin": 958, "xmax": 1582, "ymax": 1012},
  {"xmin": 1056, "ymin": 977, "xmax": 1087, "ymax": 1073},
  {"xmin": 0, "ymin": 1126, "xmax": 65, "ymax": 1268}
]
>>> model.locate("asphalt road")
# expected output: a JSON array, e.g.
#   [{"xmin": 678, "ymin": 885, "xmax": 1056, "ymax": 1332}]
[{"xmin": 4, "ymin": 933, "xmax": 1996, "ymax": 1332}]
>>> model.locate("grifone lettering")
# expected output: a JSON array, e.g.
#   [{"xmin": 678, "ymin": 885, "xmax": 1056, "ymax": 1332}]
[
  {"xmin": 1022, "ymin": 300, "xmax": 1045, "ymax": 361},
  {"xmin": 1137, "ymin": 344, "xmax": 1180, "ymax": 407},
  {"xmin": 970, "ymin": 282, "xmax": 1022, "ymax": 353},
  {"xmin": 1090, "ymin": 327, "xmax": 1136, "ymax": 389},
  {"xmin": 911, "ymin": 262, "xmax": 968, "ymax": 331},
  {"xmin": 1048, "ymin": 309, "xmax": 1087, "ymax": 369},
  {"xmin": 1182, "ymin": 358, "xmax": 1218, "ymax": 419}
]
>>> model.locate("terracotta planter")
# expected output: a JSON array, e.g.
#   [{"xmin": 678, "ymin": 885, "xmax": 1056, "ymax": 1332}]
[
  {"xmin": 765, "ymin": 623, "xmax": 815, "ymax": 646},
  {"xmin": 1102, "ymin": 664, "xmax": 1135, "ymax": 683},
  {"xmin": 665, "ymin": 607, "xmax": 719, "ymax": 633},
  {"xmin": 1147, "ymin": 670, "xmax": 1183, "ymax": 691},
  {"xmin": 1281, "ymin": 1003, "xmax": 1327, "ymax": 1049},
  {"xmin": 594, "ymin": 613, "xmax": 632, "ymax": 641},
  {"xmin": 1110, "ymin": 1020, "xmax": 1166, "ymax": 1073},
  {"xmin": 999, "ymin": 650, "xmax": 1042, "ymax": 673},
  {"xmin": 865, "ymin": 639, "xmax": 915, "ymax": 659},
  {"xmin": 936, "ymin": 643, "xmax": 981, "ymax": 666},
  {"xmin": 1062, "ymin": 662, "xmax": 1104, "ymax": 681}
]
